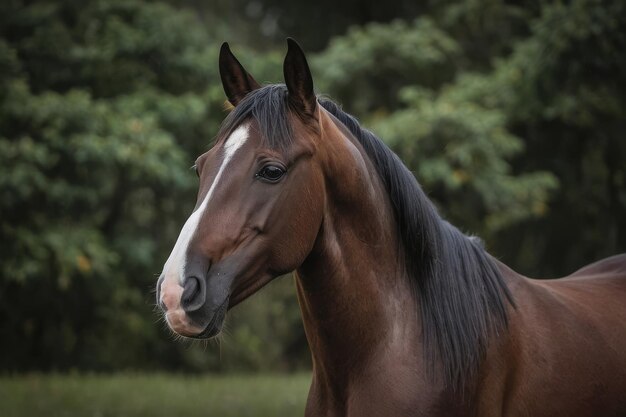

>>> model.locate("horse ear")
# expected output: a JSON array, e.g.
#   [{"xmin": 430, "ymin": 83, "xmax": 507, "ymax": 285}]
[
  {"xmin": 219, "ymin": 42, "xmax": 261, "ymax": 106},
  {"xmin": 283, "ymin": 38, "xmax": 317, "ymax": 117}
]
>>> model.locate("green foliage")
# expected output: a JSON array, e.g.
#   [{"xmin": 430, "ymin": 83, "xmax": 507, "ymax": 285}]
[
  {"xmin": 490, "ymin": 0, "xmax": 626, "ymax": 274},
  {"xmin": 1, "ymin": 0, "xmax": 624, "ymax": 373},
  {"xmin": 0, "ymin": 0, "xmax": 304, "ymax": 373},
  {"xmin": 315, "ymin": 18, "xmax": 460, "ymax": 115},
  {"xmin": 0, "ymin": 0, "xmax": 267, "ymax": 371},
  {"xmin": 221, "ymin": 278, "xmax": 308, "ymax": 371}
]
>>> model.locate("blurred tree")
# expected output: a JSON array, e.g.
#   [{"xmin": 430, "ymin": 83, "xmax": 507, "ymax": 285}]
[
  {"xmin": 1, "ymin": 0, "xmax": 624, "ymax": 373},
  {"xmin": 0, "ymin": 0, "xmax": 303, "ymax": 372},
  {"xmin": 314, "ymin": 18, "xmax": 461, "ymax": 115},
  {"xmin": 487, "ymin": 0, "xmax": 626, "ymax": 276},
  {"xmin": 178, "ymin": 0, "xmax": 429, "ymax": 50},
  {"xmin": 0, "ymin": 0, "xmax": 211, "ymax": 371}
]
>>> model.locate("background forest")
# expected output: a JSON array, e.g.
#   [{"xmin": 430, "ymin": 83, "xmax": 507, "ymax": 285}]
[{"xmin": 1, "ymin": 0, "xmax": 625, "ymax": 380}]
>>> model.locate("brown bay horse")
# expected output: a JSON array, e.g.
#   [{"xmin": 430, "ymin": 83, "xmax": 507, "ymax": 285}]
[{"xmin": 156, "ymin": 39, "xmax": 626, "ymax": 416}]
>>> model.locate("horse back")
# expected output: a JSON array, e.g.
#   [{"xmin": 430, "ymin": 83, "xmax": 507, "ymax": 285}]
[
  {"xmin": 528, "ymin": 253, "xmax": 626, "ymax": 353},
  {"xmin": 567, "ymin": 253, "xmax": 626, "ymax": 279},
  {"xmin": 486, "ymin": 254, "xmax": 626, "ymax": 417},
  {"xmin": 540, "ymin": 253, "xmax": 626, "ymax": 316}
]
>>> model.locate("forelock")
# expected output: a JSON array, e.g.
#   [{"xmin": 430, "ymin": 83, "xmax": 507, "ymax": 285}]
[{"xmin": 219, "ymin": 84, "xmax": 294, "ymax": 151}]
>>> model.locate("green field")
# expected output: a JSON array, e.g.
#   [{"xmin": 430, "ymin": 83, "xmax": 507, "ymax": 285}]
[{"xmin": 0, "ymin": 373, "xmax": 311, "ymax": 417}]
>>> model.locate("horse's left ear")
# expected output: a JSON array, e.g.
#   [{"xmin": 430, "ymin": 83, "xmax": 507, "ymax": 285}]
[
  {"xmin": 283, "ymin": 38, "xmax": 317, "ymax": 118},
  {"xmin": 219, "ymin": 42, "xmax": 261, "ymax": 106}
]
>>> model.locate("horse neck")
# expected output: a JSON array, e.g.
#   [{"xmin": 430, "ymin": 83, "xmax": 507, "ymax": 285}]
[{"xmin": 295, "ymin": 113, "xmax": 422, "ymax": 398}]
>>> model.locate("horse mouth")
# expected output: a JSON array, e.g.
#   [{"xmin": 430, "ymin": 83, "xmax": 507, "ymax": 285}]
[{"xmin": 189, "ymin": 298, "xmax": 229, "ymax": 339}]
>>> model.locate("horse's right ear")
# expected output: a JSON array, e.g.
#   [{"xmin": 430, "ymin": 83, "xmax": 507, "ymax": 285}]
[{"xmin": 219, "ymin": 42, "xmax": 261, "ymax": 106}]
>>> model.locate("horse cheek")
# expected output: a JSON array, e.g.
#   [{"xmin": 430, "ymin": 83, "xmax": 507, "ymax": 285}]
[{"xmin": 274, "ymin": 199, "xmax": 323, "ymax": 273}]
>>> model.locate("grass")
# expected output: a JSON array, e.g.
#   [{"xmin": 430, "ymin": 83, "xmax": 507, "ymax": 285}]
[{"xmin": 0, "ymin": 372, "xmax": 311, "ymax": 417}]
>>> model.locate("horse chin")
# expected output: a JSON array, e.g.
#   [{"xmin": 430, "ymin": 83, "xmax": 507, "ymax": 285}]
[{"xmin": 188, "ymin": 298, "xmax": 229, "ymax": 340}]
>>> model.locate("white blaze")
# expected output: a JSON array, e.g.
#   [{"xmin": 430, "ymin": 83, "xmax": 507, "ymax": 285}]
[{"xmin": 161, "ymin": 124, "xmax": 250, "ymax": 286}]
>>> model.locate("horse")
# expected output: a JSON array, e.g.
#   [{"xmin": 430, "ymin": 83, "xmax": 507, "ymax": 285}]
[{"xmin": 155, "ymin": 39, "xmax": 626, "ymax": 416}]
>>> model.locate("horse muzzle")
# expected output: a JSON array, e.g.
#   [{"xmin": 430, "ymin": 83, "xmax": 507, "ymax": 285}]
[{"xmin": 156, "ymin": 260, "xmax": 235, "ymax": 339}]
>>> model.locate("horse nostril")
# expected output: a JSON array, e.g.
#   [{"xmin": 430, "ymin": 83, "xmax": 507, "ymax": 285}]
[
  {"xmin": 181, "ymin": 276, "xmax": 206, "ymax": 312},
  {"xmin": 182, "ymin": 276, "xmax": 199, "ymax": 302}
]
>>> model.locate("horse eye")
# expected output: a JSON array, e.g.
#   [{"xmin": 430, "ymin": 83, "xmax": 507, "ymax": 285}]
[{"xmin": 256, "ymin": 165, "xmax": 286, "ymax": 183}]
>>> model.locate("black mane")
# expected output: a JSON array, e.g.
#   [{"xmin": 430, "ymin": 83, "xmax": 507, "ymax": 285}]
[{"xmin": 220, "ymin": 85, "xmax": 514, "ymax": 391}]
